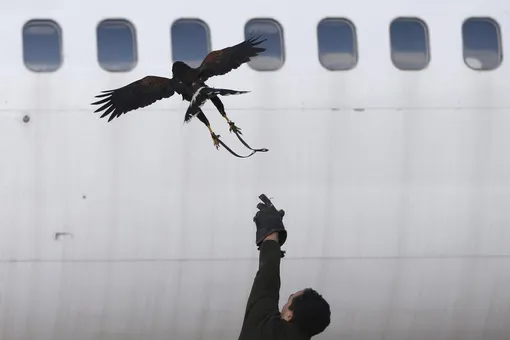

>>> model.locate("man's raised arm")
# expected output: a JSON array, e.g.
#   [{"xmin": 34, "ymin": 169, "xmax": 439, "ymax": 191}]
[
  {"xmin": 242, "ymin": 195, "xmax": 288, "ymax": 323},
  {"xmin": 245, "ymin": 235, "xmax": 282, "ymax": 311}
]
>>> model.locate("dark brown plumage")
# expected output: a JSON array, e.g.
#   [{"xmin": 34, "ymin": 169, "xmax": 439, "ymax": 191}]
[
  {"xmin": 172, "ymin": 34, "xmax": 267, "ymax": 84},
  {"xmin": 91, "ymin": 76, "xmax": 187, "ymax": 122}
]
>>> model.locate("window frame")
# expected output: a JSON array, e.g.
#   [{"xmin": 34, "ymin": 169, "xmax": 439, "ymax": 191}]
[
  {"xmin": 22, "ymin": 19, "xmax": 63, "ymax": 73},
  {"xmin": 316, "ymin": 17, "xmax": 358, "ymax": 71},
  {"xmin": 461, "ymin": 17, "xmax": 503, "ymax": 71},
  {"xmin": 96, "ymin": 18, "xmax": 138, "ymax": 72},
  {"xmin": 389, "ymin": 16, "xmax": 431, "ymax": 71}
]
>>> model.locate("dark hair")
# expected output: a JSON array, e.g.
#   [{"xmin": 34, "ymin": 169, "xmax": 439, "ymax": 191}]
[{"xmin": 289, "ymin": 288, "xmax": 331, "ymax": 337}]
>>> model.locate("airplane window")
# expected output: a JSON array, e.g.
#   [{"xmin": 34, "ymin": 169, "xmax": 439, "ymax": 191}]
[
  {"xmin": 244, "ymin": 18, "xmax": 285, "ymax": 71},
  {"xmin": 389, "ymin": 18, "xmax": 430, "ymax": 70},
  {"xmin": 317, "ymin": 18, "xmax": 357, "ymax": 70},
  {"xmin": 462, "ymin": 18, "xmax": 502, "ymax": 70},
  {"xmin": 22, "ymin": 20, "xmax": 62, "ymax": 72},
  {"xmin": 97, "ymin": 19, "xmax": 137, "ymax": 72},
  {"xmin": 171, "ymin": 19, "xmax": 211, "ymax": 68}
]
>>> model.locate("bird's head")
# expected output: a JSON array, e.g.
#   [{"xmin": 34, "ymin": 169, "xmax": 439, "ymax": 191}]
[{"xmin": 172, "ymin": 61, "xmax": 190, "ymax": 77}]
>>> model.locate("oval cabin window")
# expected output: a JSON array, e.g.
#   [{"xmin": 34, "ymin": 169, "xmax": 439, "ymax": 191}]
[
  {"xmin": 389, "ymin": 18, "xmax": 430, "ymax": 70},
  {"xmin": 22, "ymin": 20, "xmax": 62, "ymax": 72},
  {"xmin": 317, "ymin": 18, "xmax": 358, "ymax": 71},
  {"xmin": 462, "ymin": 18, "xmax": 502, "ymax": 70},
  {"xmin": 97, "ymin": 19, "xmax": 138, "ymax": 72}
]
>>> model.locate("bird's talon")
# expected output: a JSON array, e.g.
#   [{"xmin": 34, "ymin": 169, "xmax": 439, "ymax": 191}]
[
  {"xmin": 229, "ymin": 121, "xmax": 242, "ymax": 135},
  {"xmin": 212, "ymin": 134, "xmax": 221, "ymax": 149}
]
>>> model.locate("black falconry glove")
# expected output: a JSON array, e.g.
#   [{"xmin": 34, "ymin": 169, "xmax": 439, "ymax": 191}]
[{"xmin": 253, "ymin": 194, "xmax": 287, "ymax": 258}]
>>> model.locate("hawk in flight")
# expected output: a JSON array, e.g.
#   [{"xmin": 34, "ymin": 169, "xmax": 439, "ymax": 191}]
[{"xmin": 91, "ymin": 34, "xmax": 267, "ymax": 150}]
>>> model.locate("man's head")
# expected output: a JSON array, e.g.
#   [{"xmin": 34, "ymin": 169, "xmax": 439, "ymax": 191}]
[{"xmin": 281, "ymin": 288, "xmax": 331, "ymax": 337}]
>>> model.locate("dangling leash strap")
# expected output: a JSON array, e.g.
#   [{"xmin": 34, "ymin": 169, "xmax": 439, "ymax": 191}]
[
  {"xmin": 232, "ymin": 129, "xmax": 268, "ymax": 153},
  {"xmin": 215, "ymin": 136, "xmax": 259, "ymax": 158},
  {"xmin": 212, "ymin": 121, "xmax": 269, "ymax": 159},
  {"xmin": 229, "ymin": 121, "xmax": 269, "ymax": 153}
]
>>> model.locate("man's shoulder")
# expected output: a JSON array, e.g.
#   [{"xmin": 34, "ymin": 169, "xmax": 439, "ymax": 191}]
[{"xmin": 264, "ymin": 316, "xmax": 310, "ymax": 340}]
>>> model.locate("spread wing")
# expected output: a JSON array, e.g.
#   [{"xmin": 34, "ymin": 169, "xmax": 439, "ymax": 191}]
[
  {"xmin": 196, "ymin": 34, "xmax": 267, "ymax": 82},
  {"xmin": 91, "ymin": 76, "xmax": 186, "ymax": 122}
]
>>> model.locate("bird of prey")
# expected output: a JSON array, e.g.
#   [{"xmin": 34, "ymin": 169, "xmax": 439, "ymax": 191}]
[
  {"xmin": 91, "ymin": 34, "xmax": 267, "ymax": 150},
  {"xmin": 92, "ymin": 77, "xmax": 248, "ymax": 147}
]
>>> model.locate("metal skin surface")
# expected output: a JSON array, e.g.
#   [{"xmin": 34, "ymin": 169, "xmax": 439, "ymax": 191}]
[{"xmin": 1, "ymin": 1, "xmax": 509, "ymax": 339}]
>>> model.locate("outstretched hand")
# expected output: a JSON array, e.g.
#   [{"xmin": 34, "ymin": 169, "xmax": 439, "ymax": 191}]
[
  {"xmin": 253, "ymin": 194, "xmax": 287, "ymax": 256},
  {"xmin": 255, "ymin": 194, "xmax": 285, "ymax": 219}
]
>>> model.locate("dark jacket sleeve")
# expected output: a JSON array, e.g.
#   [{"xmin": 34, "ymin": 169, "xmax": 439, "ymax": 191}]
[{"xmin": 240, "ymin": 240, "xmax": 283, "ymax": 334}]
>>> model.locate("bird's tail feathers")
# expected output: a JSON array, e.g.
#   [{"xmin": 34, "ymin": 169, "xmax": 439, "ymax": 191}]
[
  {"xmin": 202, "ymin": 87, "xmax": 250, "ymax": 97},
  {"xmin": 190, "ymin": 86, "xmax": 249, "ymax": 106},
  {"xmin": 185, "ymin": 86, "xmax": 249, "ymax": 123}
]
